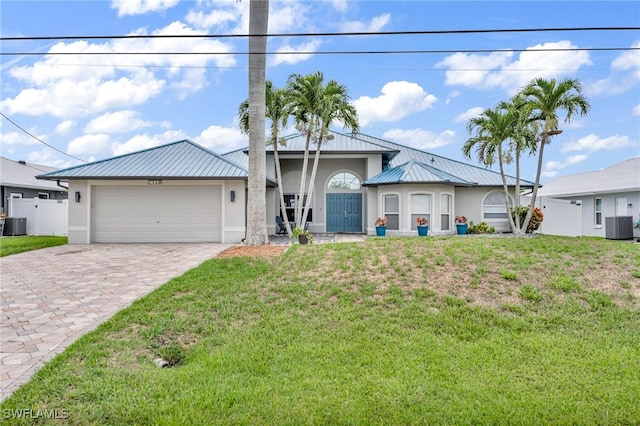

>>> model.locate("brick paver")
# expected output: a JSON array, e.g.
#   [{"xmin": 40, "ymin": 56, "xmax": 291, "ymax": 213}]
[{"xmin": 0, "ymin": 243, "xmax": 231, "ymax": 401}]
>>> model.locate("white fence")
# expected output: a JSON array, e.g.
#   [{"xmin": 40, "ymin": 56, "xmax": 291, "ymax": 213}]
[
  {"xmin": 526, "ymin": 196, "xmax": 582, "ymax": 237},
  {"xmin": 8, "ymin": 198, "xmax": 68, "ymax": 236}
]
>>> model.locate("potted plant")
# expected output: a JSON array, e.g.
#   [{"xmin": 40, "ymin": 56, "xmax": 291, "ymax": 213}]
[
  {"xmin": 291, "ymin": 227, "xmax": 313, "ymax": 245},
  {"xmin": 375, "ymin": 216, "xmax": 387, "ymax": 237},
  {"xmin": 455, "ymin": 215, "xmax": 468, "ymax": 235},
  {"xmin": 416, "ymin": 217, "xmax": 429, "ymax": 236}
]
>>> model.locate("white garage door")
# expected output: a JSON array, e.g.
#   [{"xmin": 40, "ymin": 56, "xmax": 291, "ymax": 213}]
[{"xmin": 93, "ymin": 185, "xmax": 222, "ymax": 243}]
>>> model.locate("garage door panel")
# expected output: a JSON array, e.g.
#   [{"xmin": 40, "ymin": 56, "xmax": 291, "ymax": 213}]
[{"xmin": 93, "ymin": 186, "xmax": 222, "ymax": 243}]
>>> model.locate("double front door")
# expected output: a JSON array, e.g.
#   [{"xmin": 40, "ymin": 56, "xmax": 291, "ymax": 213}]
[{"xmin": 326, "ymin": 193, "xmax": 362, "ymax": 233}]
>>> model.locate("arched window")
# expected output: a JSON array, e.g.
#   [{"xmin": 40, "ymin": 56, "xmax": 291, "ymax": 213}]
[
  {"xmin": 482, "ymin": 191, "xmax": 511, "ymax": 220},
  {"xmin": 328, "ymin": 172, "xmax": 361, "ymax": 190}
]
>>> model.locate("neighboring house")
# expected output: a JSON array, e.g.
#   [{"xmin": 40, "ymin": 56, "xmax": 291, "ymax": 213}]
[
  {"xmin": 533, "ymin": 157, "xmax": 640, "ymax": 238},
  {"xmin": 40, "ymin": 133, "xmax": 534, "ymax": 244},
  {"xmin": 1, "ymin": 156, "xmax": 68, "ymax": 215}
]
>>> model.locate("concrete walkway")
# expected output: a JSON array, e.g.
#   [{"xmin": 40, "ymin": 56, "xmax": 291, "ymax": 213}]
[{"xmin": 0, "ymin": 243, "xmax": 231, "ymax": 401}]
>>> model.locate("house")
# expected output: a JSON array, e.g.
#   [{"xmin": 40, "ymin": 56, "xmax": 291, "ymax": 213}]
[
  {"xmin": 533, "ymin": 157, "xmax": 640, "ymax": 238},
  {"xmin": 39, "ymin": 132, "xmax": 534, "ymax": 244},
  {"xmin": 1, "ymin": 156, "xmax": 68, "ymax": 215}
]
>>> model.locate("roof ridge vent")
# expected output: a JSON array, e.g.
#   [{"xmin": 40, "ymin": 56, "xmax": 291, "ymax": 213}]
[{"xmin": 18, "ymin": 160, "xmax": 26, "ymax": 165}]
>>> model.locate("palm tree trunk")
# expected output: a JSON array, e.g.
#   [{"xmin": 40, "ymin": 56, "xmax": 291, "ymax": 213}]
[
  {"xmin": 295, "ymin": 129, "xmax": 312, "ymax": 229},
  {"xmin": 273, "ymin": 142, "xmax": 292, "ymax": 236},
  {"xmin": 498, "ymin": 147, "xmax": 518, "ymax": 233},
  {"xmin": 522, "ymin": 134, "xmax": 547, "ymax": 232},
  {"xmin": 301, "ymin": 137, "xmax": 322, "ymax": 227},
  {"xmin": 246, "ymin": 0, "xmax": 269, "ymax": 245},
  {"xmin": 514, "ymin": 148, "xmax": 522, "ymax": 233}
]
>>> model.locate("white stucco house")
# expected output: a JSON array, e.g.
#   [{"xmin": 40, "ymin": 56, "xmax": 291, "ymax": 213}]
[
  {"xmin": 39, "ymin": 132, "xmax": 534, "ymax": 244},
  {"xmin": 533, "ymin": 157, "xmax": 640, "ymax": 238}
]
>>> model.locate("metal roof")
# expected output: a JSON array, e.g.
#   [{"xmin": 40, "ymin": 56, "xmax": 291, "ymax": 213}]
[
  {"xmin": 222, "ymin": 131, "xmax": 534, "ymax": 187},
  {"xmin": 363, "ymin": 160, "xmax": 471, "ymax": 186},
  {"xmin": 1, "ymin": 156, "xmax": 66, "ymax": 191},
  {"xmin": 537, "ymin": 157, "xmax": 640, "ymax": 197},
  {"xmin": 350, "ymin": 132, "xmax": 534, "ymax": 187},
  {"xmin": 39, "ymin": 140, "xmax": 249, "ymax": 180}
]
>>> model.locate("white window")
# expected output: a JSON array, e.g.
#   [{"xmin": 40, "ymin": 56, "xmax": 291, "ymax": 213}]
[
  {"xmin": 595, "ymin": 198, "xmax": 602, "ymax": 226},
  {"xmin": 483, "ymin": 191, "xmax": 510, "ymax": 220},
  {"xmin": 383, "ymin": 194, "xmax": 399, "ymax": 230},
  {"xmin": 441, "ymin": 194, "xmax": 452, "ymax": 231},
  {"xmin": 38, "ymin": 192, "xmax": 50, "ymax": 200},
  {"xmin": 410, "ymin": 194, "xmax": 431, "ymax": 230},
  {"xmin": 328, "ymin": 172, "xmax": 361, "ymax": 190}
]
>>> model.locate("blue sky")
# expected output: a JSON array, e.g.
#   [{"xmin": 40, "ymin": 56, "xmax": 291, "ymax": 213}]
[{"xmin": 1, "ymin": 0, "xmax": 639, "ymax": 183}]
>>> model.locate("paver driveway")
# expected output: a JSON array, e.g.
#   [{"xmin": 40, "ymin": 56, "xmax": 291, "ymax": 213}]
[{"xmin": 0, "ymin": 243, "xmax": 232, "ymax": 401}]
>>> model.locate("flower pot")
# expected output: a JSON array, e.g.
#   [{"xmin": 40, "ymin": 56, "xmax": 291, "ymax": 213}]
[
  {"xmin": 298, "ymin": 234, "xmax": 309, "ymax": 245},
  {"xmin": 417, "ymin": 225, "xmax": 429, "ymax": 236},
  {"xmin": 456, "ymin": 223, "xmax": 468, "ymax": 235},
  {"xmin": 375, "ymin": 226, "xmax": 386, "ymax": 237}
]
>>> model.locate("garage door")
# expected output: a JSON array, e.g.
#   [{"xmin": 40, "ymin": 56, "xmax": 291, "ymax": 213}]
[{"xmin": 93, "ymin": 185, "xmax": 222, "ymax": 243}]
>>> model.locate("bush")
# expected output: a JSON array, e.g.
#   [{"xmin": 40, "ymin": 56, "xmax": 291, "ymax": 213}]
[
  {"xmin": 467, "ymin": 221, "xmax": 495, "ymax": 234},
  {"xmin": 511, "ymin": 206, "xmax": 544, "ymax": 233}
]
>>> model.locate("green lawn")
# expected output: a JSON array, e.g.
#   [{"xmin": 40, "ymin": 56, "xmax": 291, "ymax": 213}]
[
  {"xmin": 0, "ymin": 235, "xmax": 67, "ymax": 257},
  {"xmin": 2, "ymin": 236, "xmax": 639, "ymax": 424}
]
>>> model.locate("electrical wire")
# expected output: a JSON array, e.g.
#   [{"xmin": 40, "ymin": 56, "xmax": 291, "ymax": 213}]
[
  {"xmin": 0, "ymin": 113, "xmax": 88, "ymax": 163},
  {"xmin": 1, "ymin": 26, "xmax": 638, "ymax": 41}
]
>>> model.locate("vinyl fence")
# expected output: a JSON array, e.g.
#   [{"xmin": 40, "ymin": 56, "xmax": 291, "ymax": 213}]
[{"xmin": 8, "ymin": 198, "xmax": 68, "ymax": 236}]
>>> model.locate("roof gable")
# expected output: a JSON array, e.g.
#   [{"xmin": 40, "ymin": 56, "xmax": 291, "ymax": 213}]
[
  {"xmin": 364, "ymin": 160, "xmax": 471, "ymax": 186},
  {"xmin": 39, "ymin": 140, "xmax": 249, "ymax": 180}
]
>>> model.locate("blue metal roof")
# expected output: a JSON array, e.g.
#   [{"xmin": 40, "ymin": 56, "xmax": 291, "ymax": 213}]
[
  {"xmin": 364, "ymin": 160, "xmax": 470, "ymax": 186},
  {"xmin": 39, "ymin": 140, "xmax": 249, "ymax": 180},
  {"xmin": 220, "ymin": 131, "xmax": 535, "ymax": 187}
]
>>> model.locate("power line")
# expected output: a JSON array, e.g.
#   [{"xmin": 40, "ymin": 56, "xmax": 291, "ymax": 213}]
[
  {"xmin": 1, "ymin": 46, "xmax": 637, "ymax": 57},
  {"xmin": 0, "ymin": 113, "xmax": 88, "ymax": 163},
  {"xmin": 1, "ymin": 26, "xmax": 638, "ymax": 41}
]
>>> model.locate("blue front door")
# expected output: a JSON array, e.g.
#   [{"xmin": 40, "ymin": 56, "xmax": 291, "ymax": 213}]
[{"xmin": 326, "ymin": 193, "xmax": 362, "ymax": 233}]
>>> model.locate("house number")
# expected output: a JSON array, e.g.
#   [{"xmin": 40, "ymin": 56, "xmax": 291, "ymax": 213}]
[{"xmin": 148, "ymin": 179, "xmax": 162, "ymax": 185}]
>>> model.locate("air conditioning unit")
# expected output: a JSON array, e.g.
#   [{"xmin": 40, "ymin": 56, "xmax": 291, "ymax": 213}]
[
  {"xmin": 4, "ymin": 217, "xmax": 27, "ymax": 236},
  {"xmin": 605, "ymin": 216, "xmax": 633, "ymax": 240}
]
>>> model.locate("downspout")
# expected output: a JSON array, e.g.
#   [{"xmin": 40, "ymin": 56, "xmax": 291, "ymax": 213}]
[{"xmin": 56, "ymin": 180, "xmax": 69, "ymax": 190}]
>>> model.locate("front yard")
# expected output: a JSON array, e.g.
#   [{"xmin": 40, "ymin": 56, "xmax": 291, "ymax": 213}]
[
  {"xmin": 2, "ymin": 236, "xmax": 639, "ymax": 424},
  {"xmin": 0, "ymin": 236, "xmax": 67, "ymax": 257}
]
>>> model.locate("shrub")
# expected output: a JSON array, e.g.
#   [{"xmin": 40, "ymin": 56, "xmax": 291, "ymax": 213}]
[
  {"xmin": 467, "ymin": 221, "xmax": 495, "ymax": 234},
  {"xmin": 511, "ymin": 206, "xmax": 544, "ymax": 233}
]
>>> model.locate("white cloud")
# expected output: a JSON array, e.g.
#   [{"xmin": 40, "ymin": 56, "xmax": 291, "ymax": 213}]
[
  {"xmin": 111, "ymin": 0, "xmax": 180, "ymax": 17},
  {"xmin": 0, "ymin": 131, "xmax": 39, "ymax": 146},
  {"xmin": 271, "ymin": 39, "xmax": 322, "ymax": 66},
  {"xmin": 112, "ymin": 130, "xmax": 188, "ymax": 156},
  {"xmin": 27, "ymin": 148, "xmax": 78, "ymax": 169},
  {"xmin": 382, "ymin": 128, "xmax": 455, "ymax": 150},
  {"xmin": 561, "ymin": 134, "xmax": 633, "ymax": 153},
  {"xmin": 85, "ymin": 110, "xmax": 169, "ymax": 134},
  {"xmin": 55, "ymin": 120, "xmax": 76, "ymax": 135},
  {"xmin": 68, "ymin": 134, "xmax": 112, "ymax": 156},
  {"xmin": 545, "ymin": 154, "xmax": 588, "ymax": 171},
  {"xmin": 194, "ymin": 125, "xmax": 247, "ymax": 153},
  {"xmin": 634, "ymin": 104, "xmax": 640, "ymax": 116},
  {"xmin": 331, "ymin": 0, "xmax": 348, "ymax": 12},
  {"xmin": 455, "ymin": 107, "xmax": 484, "ymax": 123},
  {"xmin": 0, "ymin": 21, "xmax": 235, "ymax": 118},
  {"xmin": 590, "ymin": 40, "xmax": 640, "ymax": 96},
  {"xmin": 437, "ymin": 41, "xmax": 592, "ymax": 93},
  {"xmin": 338, "ymin": 13, "xmax": 391, "ymax": 33},
  {"xmin": 352, "ymin": 81, "xmax": 437, "ymax": 127}
]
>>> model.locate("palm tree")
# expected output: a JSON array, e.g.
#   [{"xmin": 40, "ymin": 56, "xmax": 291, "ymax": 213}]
[
  {"xmin": 464, "ymin": 105, "xmax": 520, "ymax": 232},
  {"xmin": 239, "ymin": 81, "xmax": 293, "ymax": 237},
  {"xmin": 286, "ymin": 72, "xmax": 359, "ymax": 229},
  {"xmin": 519, "ymin": 77, "xmax": 590, "ymax": 232},
  {"xmin": 245, "ymin": 0, "xmax": 269, "ymax": 245}
]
